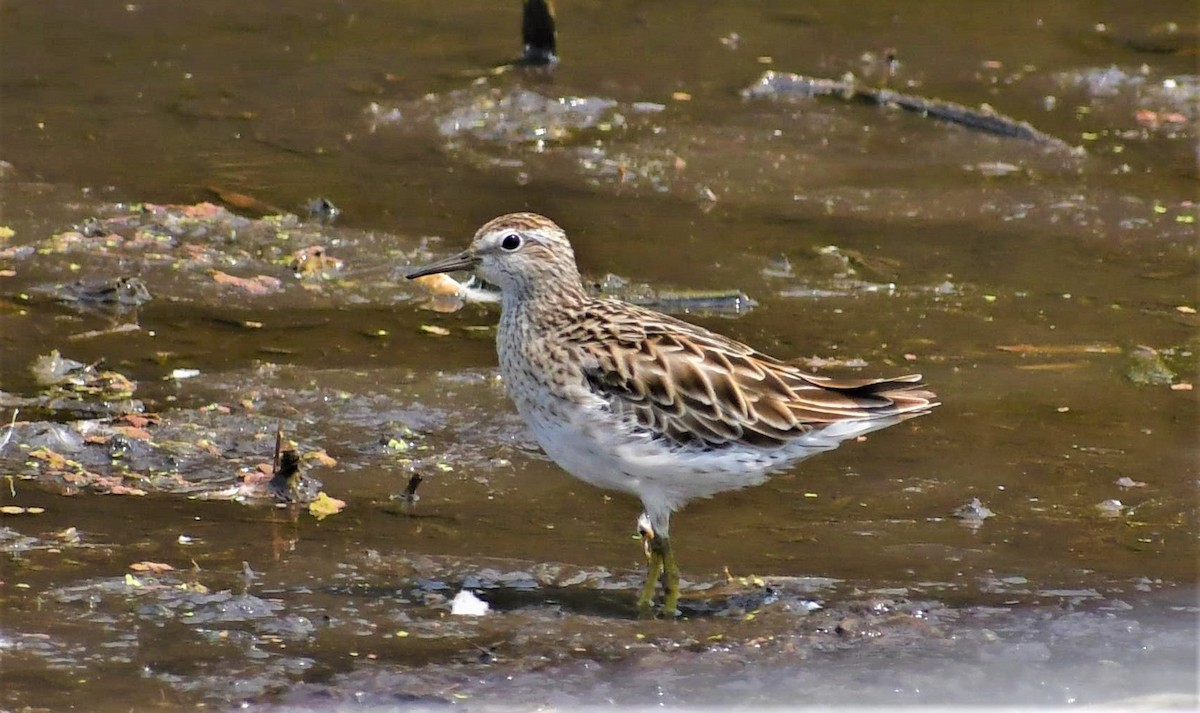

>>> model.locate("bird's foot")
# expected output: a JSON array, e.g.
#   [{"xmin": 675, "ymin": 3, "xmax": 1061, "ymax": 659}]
[{"xmin": 634, "ymin": 529, "xmax": 682, "ymax": 618}]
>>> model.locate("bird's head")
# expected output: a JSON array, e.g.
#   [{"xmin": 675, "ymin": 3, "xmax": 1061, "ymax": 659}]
[{"xmin": 406, "ymin": 212, "xmax": 582, "ymax": 298}]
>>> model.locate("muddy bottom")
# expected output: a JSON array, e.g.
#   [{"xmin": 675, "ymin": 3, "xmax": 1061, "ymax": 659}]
[
  {"xmin": 2, "ymin": 489, "xmax": 1196, "ymax": 710},
  {"xmin": 2, "ymin": 0, "xmax": 1198, "ymax": 709}
]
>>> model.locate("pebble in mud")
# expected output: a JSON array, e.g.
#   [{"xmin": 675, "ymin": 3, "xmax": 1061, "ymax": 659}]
[{"xmin": 0, "ymin": 4, "xmax": 1196, "ymax": 710}]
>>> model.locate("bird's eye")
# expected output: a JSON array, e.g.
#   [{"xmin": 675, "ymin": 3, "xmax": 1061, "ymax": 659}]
[{"xmin": 500, "ymin": 233, "xmax": 522, "ymax": 251}]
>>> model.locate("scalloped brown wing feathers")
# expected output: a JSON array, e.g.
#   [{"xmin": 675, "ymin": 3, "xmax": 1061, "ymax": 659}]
[{"xmin": 568, "ymin": 301, "xmax": 937, "ymax": 450}]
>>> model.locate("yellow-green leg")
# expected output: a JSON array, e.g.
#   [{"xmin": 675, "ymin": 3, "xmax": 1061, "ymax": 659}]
[
  {"xmin": 658, "ymin": 535, "xmax": 680, "ymax": 616},
  {"xmin": 636, "ymin": 544, "xmax": 663, "ymax": 614},
  {"xmin": 636, "ymin": 514, "xmax": 661, "ymax": 614},
  {"xmin": 635, "ymin": 510, "xmax": 681, "ymax": 617},
  {"xmin": 636, "ymin": 531, "xmax": 681, "ymax": 617}
]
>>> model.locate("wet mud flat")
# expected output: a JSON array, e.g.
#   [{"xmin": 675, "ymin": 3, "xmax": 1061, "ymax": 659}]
[
  {"xmin": 2, "ymin": 492, "xmax": 1196, "ymax": 710},
  {"xmin": 2, "ymin": 0, "xmax": 1199, "ymax": 709},
  {"xmin": 0, "ymin": 201, "xmax": 1195, "ymax": 711}
]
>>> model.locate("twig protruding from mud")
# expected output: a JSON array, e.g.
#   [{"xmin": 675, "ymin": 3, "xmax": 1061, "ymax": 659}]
[
  {"xmin": 391, "ymin": 472, "xmax": 423, "ymax": 515},
  {"xmin": 0, "ymin": 409, "xmax": 17, "ymax": 454},
  {"xmin": 267, "ymin": 422, "xmax": 303, "ymax": 502},
  {"xmin": 744, "ymin": 70, "xmax": 1079, "ymax": 151},
  {"xmin": 519, "ymin": 0, "xmax": 557, "ymax": 67}
]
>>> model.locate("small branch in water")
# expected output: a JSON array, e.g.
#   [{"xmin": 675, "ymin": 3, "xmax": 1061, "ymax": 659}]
[
  {"xmin": 0, "ymin": 409, "xmax": 18, "ymax": 454},
  {"xmin": 450, "ymin": 0, "xmax": 558, "ymax": 79},
  {"xmin": 744, "ymin": 70, "xmax": 1079, "ymax": 151},
  {"xmin": 68, "ymin": 322, "xmax": 142, "ymax": 342},
  {"xmin": 272, "ymin": 421, "xmax": 283, "ymax": 475},
  {"xmin": 267, "ymin": 422, "xmax": 304, "ymax": 503},
  {"xmin": 391, "ymin": 472, "xmax": 424, "ymax": 515},
  {"xmin": 519, "ymin": 0, "xmax": 558, "ymax": 67}
]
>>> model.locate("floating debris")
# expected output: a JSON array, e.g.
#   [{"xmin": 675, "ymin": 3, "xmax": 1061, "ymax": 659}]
[
  {"xmin": 744, "ymin": 70, "xmax": 1078, "ymax": 150},
  {"xmin": 0, "ymin": 506, "xmax": 46, "ymax": 515},
  {"xmin": 390, "ymin": 472, "xmax": 423, "ymax": 514},
  {"xmin": 67, "ymin": 322, "xmax": 142, "ymax": 342},
  {"xmin": 1125, "ymin": 345, "xmax": 1176, "ymax": 386},
  {"xmin": 288, "ymin": 245, "xmax": 344, "ymax": 278},
  {"xmin": 31, "ymin": 350, "xmax": 88, "ymax": 386},
  {"xmin": 308, "ymin": 491, "xmax": 346, "ymax": 520},
  {"xmin": 305, "ymin": 197, "xmax": 341, "ymax": 223},
  {"xmin": 46, "ymin": 275, "xmax": 152, "ymax": 308},
  {"xmin": 964, "ymin": 161, "xmax": 1024, "ymax": 177},
  {"xmin": 268, "ymin": 449, "xmax": 304, "ymax": 502},
  {"xmin": 210, "ymin": 270, "xmax": 283, "ymax": 295},
  {"xmin": 953, "ymin": 497, "xmax": 994, "ymax": 527},
  {"xmin": 819, "ymin": 244, "xmax": 902, "ymax": 281},
  {"xmin": 265, "ymin": 423, "xmax": 323, "ymax": 504},
  {"xmin": 996, "ymin": 343, "xmax": 1122, "ymax": 355},
  {"xmin": 631, "ymin": 289, "xmax": 757, "ymax": 316},
  {"xmin": 129, "ymin": 561, "xmax": 174, "ymax": 573},
  {"xmin": 29, "ymin": 350, "xmax": 142, "ymax": 418},
  {"xmin": 206, "ymin": 185, "xmax": 284, "ymax": 215},
  {"xmin": 25, "ymin": 445, "xmax": 147, "ymax": 496},
  {"xmin": 450, "ymin": 589, "xmax": 490, "ymax": 616}
]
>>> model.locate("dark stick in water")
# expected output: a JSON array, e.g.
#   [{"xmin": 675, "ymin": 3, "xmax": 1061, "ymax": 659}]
[{"xmin": 519, "ymin": 0, "xmax": 557, "ymax": 66}]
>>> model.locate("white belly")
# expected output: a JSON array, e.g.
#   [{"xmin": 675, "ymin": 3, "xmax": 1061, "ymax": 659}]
[
  {"xmin": 512, "ymin": 379, "xmax": 906, "ymax": 512},
  {"xmin": 512, "ymin": 382, "xmax": 790, "ymax": 512}
]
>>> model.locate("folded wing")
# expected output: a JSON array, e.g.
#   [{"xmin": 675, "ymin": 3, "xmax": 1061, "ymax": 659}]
[{"xmin": 569, "ymin": 302, "xmax": 937, "ymax": 450}]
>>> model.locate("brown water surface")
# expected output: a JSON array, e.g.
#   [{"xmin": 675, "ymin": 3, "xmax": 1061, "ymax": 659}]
[{"xmin": 1, "ymin": 0, "xmax": 1196, "ymax": 709}]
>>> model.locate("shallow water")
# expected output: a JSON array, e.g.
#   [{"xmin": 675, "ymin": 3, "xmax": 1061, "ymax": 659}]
[{"xmin": 1, "ymin": 0, "xmax": 1197, "ymax": 709}]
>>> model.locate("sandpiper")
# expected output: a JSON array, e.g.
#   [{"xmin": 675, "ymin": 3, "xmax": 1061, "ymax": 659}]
[{"xmin": 407, "ymin": 213, "xmax": 938, "ymax": 615}]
